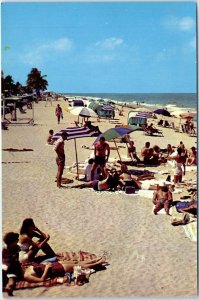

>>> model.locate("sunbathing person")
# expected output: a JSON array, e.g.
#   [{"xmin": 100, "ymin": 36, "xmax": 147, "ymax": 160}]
[
  {"xmin": 152, "ymin": 184, "xmax": 173, "ymax": 215},
  {"xmin": 23, "ymin": 256, "xmax": 107, "ymax": 283},
  {"xmin": 177, "ymin": 192, "xmax": 197, "ymax": 216},
  {"xmin": 68, "ymin": 168, "xmax": 120, "ymax": 191},
  {"xmin": 186, "ymin": 146, "xmax": 197, "ymax": 166},
  {"xmin": 19, "ymin": 218, "xmax": 56, "ymax": 264}
]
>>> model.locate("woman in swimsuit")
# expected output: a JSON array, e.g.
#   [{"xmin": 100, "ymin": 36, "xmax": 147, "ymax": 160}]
[
  {"xmin": 69, "ymin": 168, "xmax": 120, "ymax": 191},
  {"xmin": 167, "ymin": 148, "xmax": 184, "ymax": 184},
  {"xmin": 23, "ymin": 256, "xmax": 107, "ymax": 283},
  {"xmin": 19, "ymin": 218, "xmax": 56, "ymax": 264}
]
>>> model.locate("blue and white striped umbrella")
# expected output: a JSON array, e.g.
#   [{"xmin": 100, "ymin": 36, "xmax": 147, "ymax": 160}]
[{"xmin": 53, "ymin": 126, "xmax": 100, "ymax": 140}]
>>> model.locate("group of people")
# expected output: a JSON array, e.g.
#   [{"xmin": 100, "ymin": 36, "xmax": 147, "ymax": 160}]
[
  {"xmin": 2, "ymin": 218, "xmax": 106, "ymax": 296},
  {"xmin": 182, "ymin": 119, "xmax": 195, "ymax": 135}
]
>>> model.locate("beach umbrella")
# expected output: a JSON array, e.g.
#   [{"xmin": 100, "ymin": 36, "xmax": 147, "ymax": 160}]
[
  {"xmin": 93, "ymin": 127, "xmax": 137, "ymax": 160},
  {"xmin": 69, "ymin": 106, "xmax": 98, "ymax": 123},
  {"xmin": 135, "ymin": 107, "xmax": 152, "ymax": 112},
  {"xmin": 135, "ymin": 111, "xmax": 153, "ymax": 118},
  {"xmin": 170, "ymin": 109, "xmax": 190, "ymax": 117},
  {"xmin": 53, "ymin": 126, "xmax": 100, "ymax": 179},
  {"xmin": 153, "ymin": 108, "xmax": 171, "ymax": 117},
  {"xmin": 102, "ymin": 105, "xmax": 114, "ymax": 111},
  {"xmin": 69, "ymin": 107, "xmax": 97, "ymax": 117},
  {"xmin": 179, "ymin": 112, "xmax": 196, "ymax": 119}
]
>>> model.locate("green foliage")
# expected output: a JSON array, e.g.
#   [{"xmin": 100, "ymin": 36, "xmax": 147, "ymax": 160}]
[{"xmin": 26, "ymin": 68, "xmax": 48, "ymax": 92}]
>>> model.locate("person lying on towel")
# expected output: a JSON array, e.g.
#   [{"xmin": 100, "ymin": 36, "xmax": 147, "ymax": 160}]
[{"xmin": 22, "ymin": 255, "xmax": 107, "ymax": 284}]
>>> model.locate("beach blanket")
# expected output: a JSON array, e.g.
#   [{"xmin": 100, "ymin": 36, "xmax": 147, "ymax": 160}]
[
  {"xmin": 14, "ymin": 250, "xmax": 99, "ymax": 290},
  {"xmin": 182, "ymin": 221, "xmax": 197, "ymax": 242}
]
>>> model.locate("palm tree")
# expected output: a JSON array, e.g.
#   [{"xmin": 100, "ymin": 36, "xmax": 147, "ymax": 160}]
[
  {"xmin": 2, "ymin": 74, "xmax": 15, "ymax": 96},
  {"xmin": 26, "ymin": 68, "xmax": 48, "ymax": 93}
]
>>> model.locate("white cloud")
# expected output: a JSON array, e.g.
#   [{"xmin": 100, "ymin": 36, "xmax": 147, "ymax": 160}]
[
  {"xmin": 21, "ymin": 37, "xmax": 73, "ymax": 66},
  {"xmin": 163, "ymin": 16, "xmax": 195, "ymax": 31},
  {"xmin": 95, "ymin": 37, "xmax": 123, "ymax": 49},
  {"xmin": 40, "ymin": 38, "xmax": 73, "ymax": 51}
]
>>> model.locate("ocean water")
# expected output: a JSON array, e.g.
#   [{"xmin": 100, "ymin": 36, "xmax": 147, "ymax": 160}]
[{"xmin": 65, "ymin": 93, "xmax": 197, "ymax": 110}]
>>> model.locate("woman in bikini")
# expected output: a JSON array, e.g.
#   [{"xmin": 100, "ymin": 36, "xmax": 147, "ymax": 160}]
[
  {"xmin": 23, "ymin": 256, "xmax": 107, "ymax": 284},
  {"xmin": 19, "ymin": 218, "xmax": 56, "ymax": 264}
]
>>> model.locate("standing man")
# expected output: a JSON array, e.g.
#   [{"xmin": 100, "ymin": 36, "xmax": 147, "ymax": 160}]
[
  {"xmin": 55, "ymin": 104, "xmax": 63, "ymax": 124},
  {"xmin": 54, "ymin": 132, "xmax": 68, "ymax": 188},
  {"xmin": 91, "ymin": 136, "xmax": 110, "ymax": 180}
]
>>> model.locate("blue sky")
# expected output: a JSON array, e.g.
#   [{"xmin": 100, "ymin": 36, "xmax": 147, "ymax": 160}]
[{"xmin": 1, "ymin": 1, "xmax": 197, "ymax": 93}]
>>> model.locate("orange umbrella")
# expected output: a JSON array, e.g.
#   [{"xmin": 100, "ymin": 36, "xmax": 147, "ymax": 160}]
[{"xmin": 180, "ymin": 112, "xmax": 196, "ymax": 119}]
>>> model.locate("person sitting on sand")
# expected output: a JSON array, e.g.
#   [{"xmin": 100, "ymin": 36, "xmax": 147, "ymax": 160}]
[
  {"xmin": 2, "ymin": 232, "xmax": 23, "ymax": 296},
  {"xmin": 141, "ymin": 142, "xmax": 152, "ymax": 164},
  {"xmin": 19, "ymin": 218, "xmax": 56, "ymax": 264},
  {"xmin": 22, "ymin": 255, "xmax": 107, "ymax": 284},
  {"xmin": 47, "ymin": 129, "xmax": 54, "ymax": 145},
  {"xmin": 118, "ymin": 164, "xmax": 155, "ymax": 188},
  {"xmin": 84, "ymin": 158, "xmax": 102, "ymax": 182},
  {"xmin": 68, "ymin": 168, "xmax": 120, "ymax": 191},
  {"xmin": 127, "ymin": 141, "xmax": 141, "ymax": 163},
  {"xmin": 152, "ymin": 184, "xmax": 173, "ymax": 215},
  {"xmin": 166, "ymin": 144, "xmax": 174, "ymax": 157},
  {"xmin": 186, "ymin": 146, "xmax": 197, "ymax": 166},
  {"xmin": 84, "ymin": 121, "xmax": 101, "ymax": 134},
  {"xmin": 91, "ymin": 137, "xmax": 110, "ymax": 180}
]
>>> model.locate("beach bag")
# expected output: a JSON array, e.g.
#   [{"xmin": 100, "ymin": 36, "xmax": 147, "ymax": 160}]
[{"xmin": 176, "ymin": 201, "xmax": 190, "ymax": 212}]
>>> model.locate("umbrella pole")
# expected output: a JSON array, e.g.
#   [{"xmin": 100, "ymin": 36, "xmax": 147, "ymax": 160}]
[
  {"xmin": 113, "ymin": 139, "xmax": 122, "ymax": 161},
  {"xmin": 74, "ymin": 139, "xmax": 79, "ymax": 179}
]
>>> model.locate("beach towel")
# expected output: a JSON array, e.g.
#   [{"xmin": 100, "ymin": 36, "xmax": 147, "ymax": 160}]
[
  {"xmin": 182, "ymin": 221, "xmax": 197, "ymax": 242},
  {"xmin": 14, "ymin": 250, "xmax": 99, "ymax": 290}
]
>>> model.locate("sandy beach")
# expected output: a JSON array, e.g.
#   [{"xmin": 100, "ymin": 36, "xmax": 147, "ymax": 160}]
[{"xmin": 2, "ymin": 98, "xmax": 197, "ymax": 298}]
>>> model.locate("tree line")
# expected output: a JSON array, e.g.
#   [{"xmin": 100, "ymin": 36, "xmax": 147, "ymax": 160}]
[{"xmin": 1, "ymin": 68, "xmax": 49, "ymax": 97}]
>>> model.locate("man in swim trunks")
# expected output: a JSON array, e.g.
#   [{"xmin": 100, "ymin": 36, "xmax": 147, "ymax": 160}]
[
  {"xmin": 91, "ymin": 137, "xmax": 110, "ymax": 180},
  {"xmin": 54, "ymin": 132, "xmax": 68, "ymax": 188}
]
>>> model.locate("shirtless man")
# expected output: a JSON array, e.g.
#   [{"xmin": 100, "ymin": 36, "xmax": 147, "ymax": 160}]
[
  {"xmin": 152, "ymin": 185, "xmax": 173, "ymax": 215},
  {"xmin": 91, "ymin": 137, "xmax": 110, "ymax": 180},
  {"xmin": 141, "ymin": 142, "xmax": 151, "ymax": 163},
  {"xmin": 54, "ymin": 132, "xmax": 68, "ymax": 188}
]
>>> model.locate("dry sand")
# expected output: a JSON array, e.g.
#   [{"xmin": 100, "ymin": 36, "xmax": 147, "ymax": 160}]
[{"xmin": 2, "ymin": 99, "xmax": 197, "ymax": 298}]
